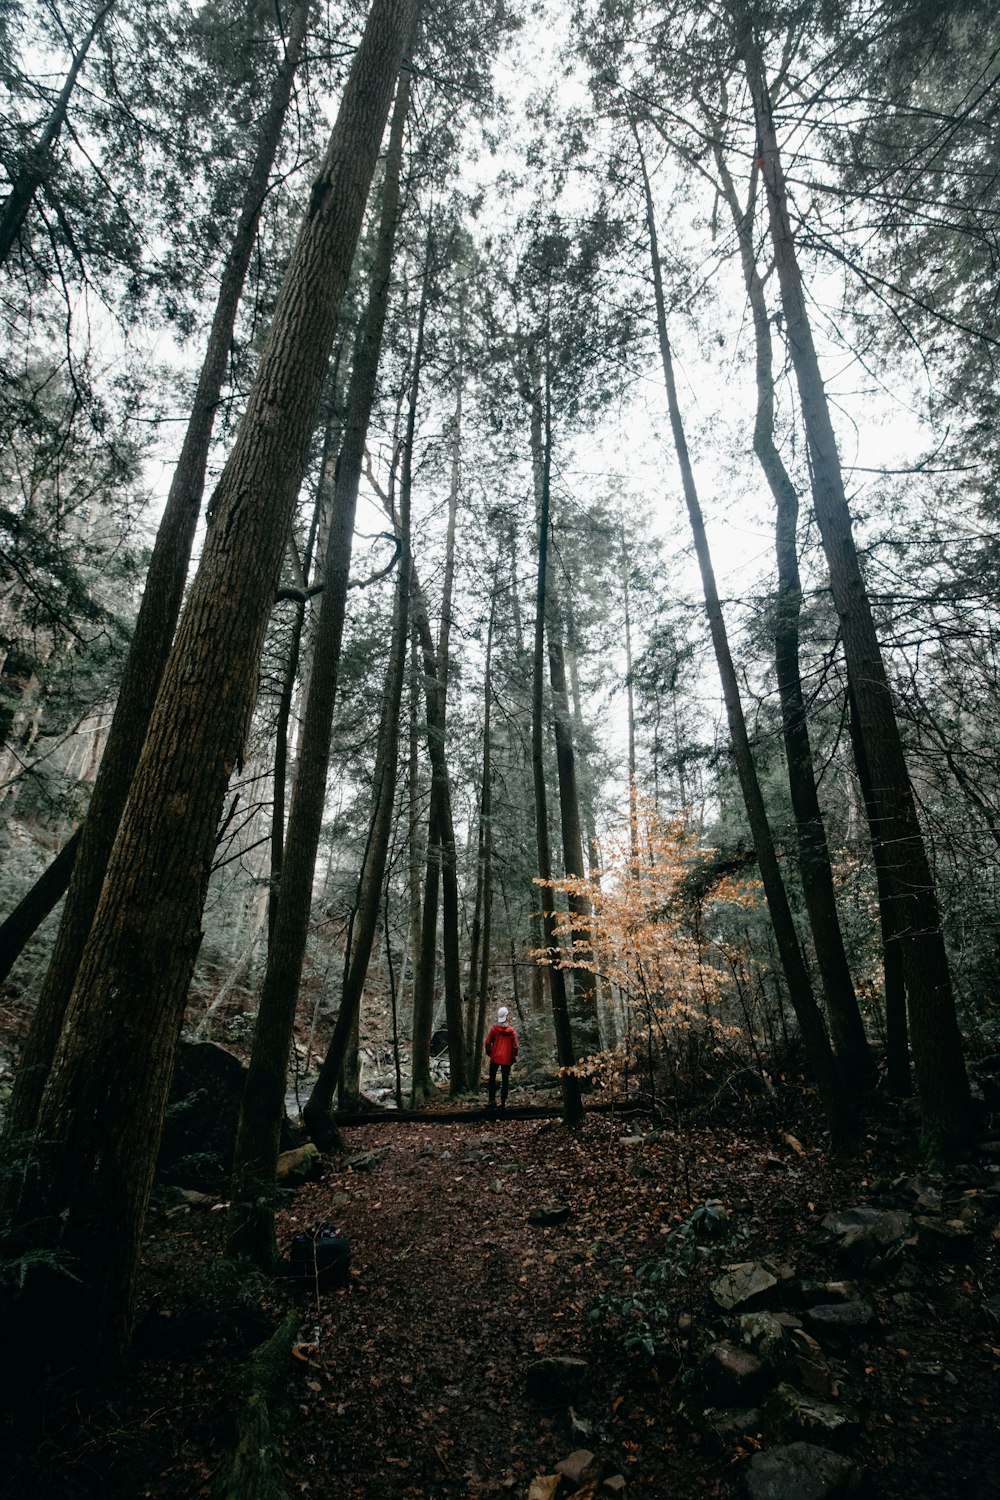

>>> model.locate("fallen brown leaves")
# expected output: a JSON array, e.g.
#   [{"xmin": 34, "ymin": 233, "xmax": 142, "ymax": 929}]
[{"xmin": 119, "ymin": 1105, "xmax": 1000, "ymax": 1500}]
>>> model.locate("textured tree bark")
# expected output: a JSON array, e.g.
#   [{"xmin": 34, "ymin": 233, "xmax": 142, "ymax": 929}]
[
  {"xmin": 226, "ymin": 42, "xmax": 417, "ymax": 1262},
  {"xmin": 506, "ymin": 521, "xmax": 547, "ymax": 1018},
  {"xmin": 387, "ymin": 249, "xmax": 468, "ymax": 1105},
  {"xmin": 303, "ymin": 538, "xmax": 410, "ymax": 1143},
  {"xmin": 408, "ymin": 558, "xmax": 468, "ymax": 1096},
  {"xmin": 1, "ymin": 0, "xmax": 312, "ymax": 1145},
  {"xmin": 739, "ymin": 22, "xmax": 972, "ymax": 1152},
  {"xmin": 7, "ymin": 0, "xmax": 417, "ymax": 1384},
  {"xmin": 527, "ymin": 351, "xmax": 600, "ymax": 1056},
  {"xmin": 399, "ymin": 375, "xmax": 468, "ymax": 1099},
  {"xmin": 432, "ymin": 299, "xmax": 469, "ymax": 1094},
  {"xmin": 269, "ymin": 399, "xmax": 342, "ymax": 944},
  {"xmin": 847, "ymin": 676, "xmax": 910, "ymax": 1095},
  {"xmin": 547, "ymin": 590, "xmax": 601, "ymax": 1049},
  {"xmin": 465, "ymin": 570, "xmax": 498, "ymax": 1084},
  {"xmin": 410, "ymin": 825, "xmax": 442, "ymax": 1102},
  {"xmin": 301, "ymin": 369, "xmax": 414, "ymax": 1153},
  {"xmin": 712, "ymin": 140, "xmax": 874, "ymax": 1094},
  {"xmin": 529, "ymin": 340, "xmax": 584, "ymax": 1127},
  {"xmin": 635, "ymin": 121, "xmax": 851, "ymax": 1142},
  {"xmin": 621, "ymin": 527, "xmax": 640, "ymax": 872},
  {"xmin": 405, "ymin": 620, "xmax": 424, "ymax": 1018}
]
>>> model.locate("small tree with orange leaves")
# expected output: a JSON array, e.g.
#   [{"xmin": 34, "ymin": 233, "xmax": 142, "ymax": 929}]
[{"xmin": 538, "ymin": 800, "xmax": 760, "ymax": 1108}]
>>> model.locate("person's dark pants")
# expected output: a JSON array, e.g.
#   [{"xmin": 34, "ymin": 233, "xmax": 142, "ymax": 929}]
[{"xmin": 488, "ymin": 1061, "xmax": 511, "ymax": 1107}]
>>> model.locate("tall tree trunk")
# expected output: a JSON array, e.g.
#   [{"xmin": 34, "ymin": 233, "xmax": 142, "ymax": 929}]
[
  {"xmin": 711, "ymin": 139, "xmax": 874, "ymax": 1094},
  {"xmin": 6, "ymin": 0, "xmax": 416, "ymax": 1385},
  {"xmin": 621, "ymin": 527, "xmax": 640, "ymax": 871},
  {"xmin": 465, "ymin": 569, "xmax": 498, "ymax": 1083},
  {"xmin": 473, "ymin": 714, "xmax": 494, "ymax": 1086},
  {"xmin": 547, "ymin": 586, "xmax": 601, "ymax": 1050},
  {"xmin": 408, "ymin": 560, "xmax": 468, "ymax": 1095},
  {"xmin": 529, "ymin": 340, "xmax": 584, "ymax": 1127},
  {"xmin": 380, "ymin": 293, "xmax": 467, "ymax": 1099},
  {"xmin": 634, "ymin": 121, "xmax": 851, "ymax": 1142},
  {"xmin": 410, "ymin": 828, "xmax": 441, "ymax": 1102},
  {"xmin": 739, "ymin": 22, "xmax": 973, "ymax": 1152},
  {"xmin": 847, "ymin": 677, "xmax": 910, "ymax": 1095},
  {"xmin": 0, "ymin": 0, "xmax": 117, "ymax": 266},
  {"xmin": 227, "ymin": 42, "xmax": 416, "ymax": 1264},
  {"xmin": 269, "ymin": 480, "xmax": 327, "ymax": 945},
  {"xmin": 0, "ymin": 828, "xmax": 80, "ymax": 984},
  {"xmin": 507, "ymin": 518, "xmax": 546, "ymax": 1017},
  {"xmin": 1, "ymin": 0, "xmax": 312, "ymax": 1145},
  {"xmin": 527, "ymin": 352, "xmax": 600, "ymax": 1055},
  {"xmin": 433, "ymin": 297, "xmax": 468, "ymax": 1093},
  {"xmin": 376, "ymin": 265, "xmax": 447, "ymax": 1108},
  {"xmin": 405, "ymin": 620, "xmax": 424, "ymax": 1017},
  {"xmin": 563, "ymin": 587, "xmax": 609, "ymax": 1033},
  {"xmin": 302, "ymin": 366, "xmax": 414, "ymax": 1153}
]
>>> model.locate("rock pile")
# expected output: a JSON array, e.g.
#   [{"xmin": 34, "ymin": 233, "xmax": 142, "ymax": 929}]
[{"xmin": 687, "ymin": 1145, "xmax": 1000, "ymax": 1498}]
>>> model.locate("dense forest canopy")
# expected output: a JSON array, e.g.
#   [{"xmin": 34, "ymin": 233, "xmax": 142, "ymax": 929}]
[{"xmin": 0, "ymin": 0, "xmax": 999, "ymax": 1434}]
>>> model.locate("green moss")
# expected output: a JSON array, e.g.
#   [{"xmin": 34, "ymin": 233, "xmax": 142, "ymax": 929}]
[{"xmin": 214, "ymin": 1314, "xmax": 298, "ymax": 1500}]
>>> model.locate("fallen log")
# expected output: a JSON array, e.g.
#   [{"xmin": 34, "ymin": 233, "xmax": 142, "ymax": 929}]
[{"xmin": 326, "ymin": 1100, "xmax": 645, "ymax": 1126}]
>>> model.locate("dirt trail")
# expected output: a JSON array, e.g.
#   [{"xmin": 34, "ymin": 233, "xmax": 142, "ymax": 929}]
[{"xmin": 130, "ymin": 1109, "xmax": 1000, "ymax": 1500}]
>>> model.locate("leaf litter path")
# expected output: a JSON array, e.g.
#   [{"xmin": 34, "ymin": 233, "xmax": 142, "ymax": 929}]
[{"xmin": 133, "ymin": 1110, "xmax": 1000, "ymax": 1499}]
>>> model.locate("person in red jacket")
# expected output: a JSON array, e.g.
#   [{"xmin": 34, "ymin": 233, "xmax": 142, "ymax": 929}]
[{"xmin": 484, "ymin": 1006, "xmax": 518, "ymax": 1111}]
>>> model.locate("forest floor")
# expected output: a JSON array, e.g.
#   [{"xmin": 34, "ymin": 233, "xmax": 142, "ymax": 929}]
[{"xmin": 74, "ymin": 1081, "xmax": 1000, "ymax": 1500}]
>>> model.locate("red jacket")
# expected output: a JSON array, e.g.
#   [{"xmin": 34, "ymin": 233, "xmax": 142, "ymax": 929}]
[{"xmin": 485, "ymin": 1023, "xmax": 518, "ymax": 1067}]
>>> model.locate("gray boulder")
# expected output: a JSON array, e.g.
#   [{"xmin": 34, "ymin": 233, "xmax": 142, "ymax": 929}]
[
  {"xmin": 742, "ymin": 1442, "xmax": 865, "ymax": 1499},
  {"xmin": 528, "ymin": 1204, "xmax": 572, "ymax": 1226},
  {"xmin": 738, "ymin": 1311, "xmax": 796, "ymax": 1373},
  {"xmin": 702, "ymin": 1406, "xmax": 764, "ymax": 1453},
  {"xmin": 157, "ymin": 1040, "xmax": 296, "ymax": 1189},
  {"xmin": 768, "ymin": 1383, "xmax": 860, "ymax": 1448},
  {"xmin": 276, "ymin": 1142, "xmax": 322, "ymax": 1185},
  {"xmin": 711, "ymin": 1262, "xmax": 779, "ymax": 1312},
  {"xmin": 701, "ymin": 1341, "xmax": 769, "ymax": 1405},
  {"xmin": 914, "ymin": 1215, "xmax": 973, "ymax": 1256},
  {"xmin": 804, "ymin": 1300, "xmax": 877, "ymax": 1347}
]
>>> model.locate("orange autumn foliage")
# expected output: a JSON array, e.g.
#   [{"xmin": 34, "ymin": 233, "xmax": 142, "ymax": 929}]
[{"xmin": 536, "ymin": 801, "xmax": 758, "ymax": 1074}]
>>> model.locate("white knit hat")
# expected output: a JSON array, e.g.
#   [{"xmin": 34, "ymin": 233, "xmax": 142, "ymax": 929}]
[{"xmin": 497, "ymin": 1006, "xmax": 509, "ymax": 1023}]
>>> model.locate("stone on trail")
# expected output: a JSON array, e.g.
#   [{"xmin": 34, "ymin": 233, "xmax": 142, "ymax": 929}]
[
  {"xmin": 792, "ymin": 1344, "xmax": 842, "ymax": 1402},
  {"xmin": 701, "ymin": 1406, "xmax": 764, "ymax": 1452},
  {"xmin": 738, "ymin": 1311, "xmax": 795, "ymax": 1371},
  {"xmin": 741, "ymin": 1441, "xmax": 865, "ymax": 1499},
  {"xmin": 276, "ymin": 1143, "xmax": 321, "ymax": 1185},
  {"xmin": 711, "ymin": 1261, "xmax": 779, "ymax": 1312},
  {"xmin": 914, "ymin": 1215, "xmax": 973, "ymax": 1256},
  {"xmin": 528, "ymin": 1204, "xmax": 572, "ymax": 1226},
  {"xmin": 768, "ymin": 1383, "xmax": 860, "ymax": 1447},
  {"xmin": 822, "ymin": 1206, "xmax": 912, "ymax": 1247},
  {"xmin": 701, "ymin": 1341, "xmax": 768, "ymax": 1406},
  {"xmin": 554, "ymin": 1449, "xmax": 596, "ymax": 1484},
  {"xmin": 178, "ymin": 1188, "xmax": 217, "ymax": 1209},
  {"xmin": 158, "ymin": 1039, "xmax": 294, "ymax": 1188},
  {"xmin": 796, "ymin": 1281, "xmax": 856, "ymax": 1306},
  {"xmin": 343, "ymin": 1147, "xmax": 390, "ymax": 1172},
  {"xmin": 804, "ymin": 1300, "xmax": 877, "ymax": 1347},
  {"xmin": 528, "ymin": 1477, "xmax": 561, "ymax": 1500}
]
